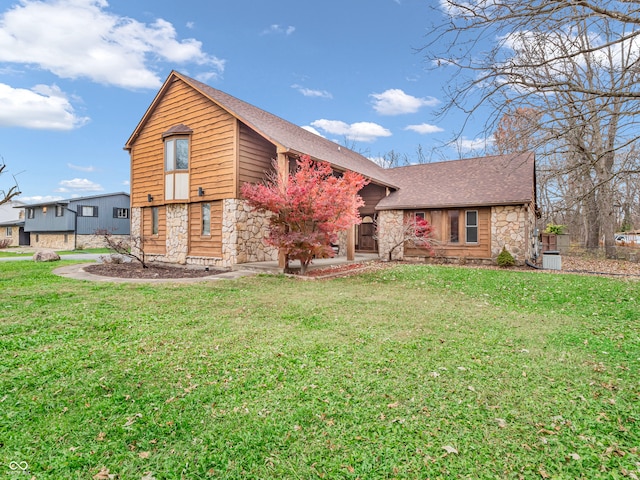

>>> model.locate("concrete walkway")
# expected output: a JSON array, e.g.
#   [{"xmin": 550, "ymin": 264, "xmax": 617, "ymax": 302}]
[{"xmin": 3, "ymin": 249, "xmax": 379, "ymax": 283}]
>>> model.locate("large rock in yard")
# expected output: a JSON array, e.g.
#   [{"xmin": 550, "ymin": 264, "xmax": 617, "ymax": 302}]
[{"xmin": 33, "ymin": 250, "xmax": 61, "ymax": 262}]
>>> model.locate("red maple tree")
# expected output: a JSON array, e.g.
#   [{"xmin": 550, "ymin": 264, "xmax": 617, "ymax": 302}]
[{"xmin": 241, "ymin": 155, "xmax": 368, "ymax": 274}]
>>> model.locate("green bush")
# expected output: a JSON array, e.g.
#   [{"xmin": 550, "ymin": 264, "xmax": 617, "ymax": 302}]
[
  {"xmin": 544, "ymin": 223, "xmax": 566, "ymax": 235},
  {"xmin": 496, "ymin": 246, "xmax": 515, "ymax": 267}
]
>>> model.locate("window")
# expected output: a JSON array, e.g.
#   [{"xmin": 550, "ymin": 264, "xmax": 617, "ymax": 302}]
[
  {"xmin": 79, "ymin": 205, "xmax": 98, "ymax": 217},
  {"xmin": 42, "ymin": 206, "xmax": 48, "ymax": 215},
  {"xmin": 64, "ymin": 234, "xmax": 68, "ymax": 244},
  {"xmin": 5, "ymin": 227, "xmax": 12, "ymax": 237},
  {"xmin": 165, "ymin": 137, "xmax": 189, "ymax": 171},
  {"xmin": 151, "ymin": 207, "xmax": 159, "ymax": 235},
  {"xmin": 55, "ymin": 205, "xmax": 64, "ymax": 217},
  {"xmin": 449, "ymin": 210, "xmax": 459, "ymax": 243},
  {"xmin": 415, "ymin": 212, "xmax": 425, "ymax": 222},
  {"xmin": 27, "ymin": 208, "xmax": 34, "ymax": 219},
  {"xmin": 202, "ymin": 203, "xmax": 211, "ymax": 236},
  {"xmin": 466, "ymin": 210, "xmax": 478, "ymax": 243},
  {"xmin": 113, "ymin": 208, "xmax": 129, "ymax": 219}
]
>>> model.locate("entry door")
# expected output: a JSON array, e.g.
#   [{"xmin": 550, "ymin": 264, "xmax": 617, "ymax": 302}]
[
  {"xmin": 358, "ymin": 222, "xmax": 376, "ymax": 251},
  {"xmin": 18, "ymin": 227, "xmax": 30, "ymax": 246}
]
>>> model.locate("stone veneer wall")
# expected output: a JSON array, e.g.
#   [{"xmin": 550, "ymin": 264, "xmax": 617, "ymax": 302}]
[
  {"xmin": 377, "ymin": 210, "xmax": 404, "ymax": 261},
  {"xmin": 491, "ymin": 205, "xmax": 530, "ymax": 263},
  {"xmin": 2, "ymin": 227, "xmax": 20, "ymax": 247},
  {"xmin": 222, "ymin": 199, "xmax": 277, "ymax": 266},
  {"xmin": 166, "ymin": 204, "xmax": 188, "ymax": 264},
  {"xmin": 31, "ymin": 233, "xmax": 72, "ymax": 250},
  {"xmin": 77, "ymin": 234, "xmax": 130, "ymax": 250},
  {"xmin": 132, "ymin": 201, "xmax": 278, "ymax": 268}
]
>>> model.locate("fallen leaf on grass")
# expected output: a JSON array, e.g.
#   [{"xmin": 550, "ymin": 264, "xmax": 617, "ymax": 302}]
[
  {"xmin": 140, "ymin": 473, "xmax": 157, "ymax": 480},
  {"xmin": 138, "ymin": 451, "xmax": 150, "ymax": 459},
  {"xmin": 387, "ymin": 402, "xmax": 400, "ymax": 408},
  {"xmin": 96, "ymin": 432, "xmax": 106, "ymax": 441},
  {"xmin": 93, "ymin": 467, "xmax": 116, "ymax": 479},
  {"xmin": 539, "ymin": 468, "xmax": 551, "ymax": 478},
  {"xmin": 123, "ymin": 413, "xmax": 142, "ymax": 427},
  {"xmin": 442, "ymin": 445, "xmax": 458, "ymax": 455},
  {"xmin": 567, "ymin": 453, "xmax": 581, "ymax": 461},
  {"xmin": 494, "ymin": 418, "xmax": 507, "ymax": 429}
]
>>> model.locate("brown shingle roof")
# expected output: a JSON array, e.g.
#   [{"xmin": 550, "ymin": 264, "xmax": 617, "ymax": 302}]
[
  {"xmin": 375, "ymin": 152, "xmax": 535, "ymax": 210},
  {"xmin": 174, "ymin": 72, "xmax": 397, "ymax": 188}
]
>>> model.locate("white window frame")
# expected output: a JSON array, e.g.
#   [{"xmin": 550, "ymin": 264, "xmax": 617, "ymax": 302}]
[{"xmin": 465, "ymin": 210, "xmax": 479, "ymax": 244}]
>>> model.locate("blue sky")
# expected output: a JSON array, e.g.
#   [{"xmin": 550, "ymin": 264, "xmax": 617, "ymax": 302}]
[{"xmin": 0, "ymin": 0, "xmax": 489, "ymax": 203}]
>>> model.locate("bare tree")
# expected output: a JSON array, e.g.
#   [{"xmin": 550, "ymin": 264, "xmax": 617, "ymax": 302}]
[
  {"xmin": 424, "ymin": 0, "xmax": 640, "ymax": 257},
  {"xmin": 98, "ymin": 229, "xmax": 147, "ymax": 268},
  {"xmin": 0, "ymin": 162, "xmax": 21, "ymax": 206}
]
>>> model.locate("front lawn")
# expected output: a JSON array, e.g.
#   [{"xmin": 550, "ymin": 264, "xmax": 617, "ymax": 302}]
[{"xmin": 1, "ymin": 262, "xmax": 638, "ymax": 479}]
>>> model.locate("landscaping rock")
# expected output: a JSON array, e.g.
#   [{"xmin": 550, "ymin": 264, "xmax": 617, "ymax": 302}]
[{"xmin": 33, "ymin": 250, "xmax": 61, "ymax": 262}]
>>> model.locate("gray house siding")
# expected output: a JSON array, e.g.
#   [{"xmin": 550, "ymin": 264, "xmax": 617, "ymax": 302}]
[
  {"xmin": 23, "ymin": 192, "xmax": 130, "ymax": 250},
  {"xmin": 72, "ymin": 194, "xmax": 131, "ymax": 235}
]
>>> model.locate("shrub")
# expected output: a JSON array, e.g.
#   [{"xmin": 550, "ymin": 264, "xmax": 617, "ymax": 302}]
[
  {"xmin": 496, "ymin": 246, "xmax": 515, "ymax": 267},
  {"xmin": 0, "ymin": 239, "xmax": 11, "ymax": 249},
  {"xmin": 544, "ymin": 223, "xmax": 566, "ymax": 235}
]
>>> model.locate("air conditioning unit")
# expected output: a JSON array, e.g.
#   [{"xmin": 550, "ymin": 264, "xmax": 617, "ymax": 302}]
[{"xmin": 542, "ymin": 251, "xmax": 562, "ymax": 270}]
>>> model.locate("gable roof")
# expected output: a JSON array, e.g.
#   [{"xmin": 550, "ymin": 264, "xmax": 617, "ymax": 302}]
[
  {"xmin": 125, "ymin": 71, "xmax": 397, "ymax": 188},
  {"xmin": 376, "ymin": 152, "xmax": 535, "ymax": 210},
  {"xmin": 20, "ymin": 192, "xmax": 130, "ymax": 208}
]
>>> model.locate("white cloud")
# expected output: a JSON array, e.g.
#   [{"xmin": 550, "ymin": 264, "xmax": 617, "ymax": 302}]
[
  {"xmin": 454, "ymin": 136, "xmax": 494, "ymax": 152},
  {"xmin": 370, "ymin": 89, "xmax": 439, "ymax": 115},
  {"xmin": 56, "ymin": 178, "xmax": 103, "ymax": 192},
  {"xmin": 0, "ymin": 0, "xmax": 224, "ymax": 89},
  {"xmin": 67, "ymin": 163, "xmax": 96, "ymax": 172},
  {"xmin": 262, "ymin": 24, "xmax": 296, "ymax": 36},
  {"xmin": 20, "ymin": 195, "xmax": 64, "ymax": 204},
  {"xmin": 292, "ymin": 84, "xmax": 333, "ymax": 99},
  {"xmin": 301, "ymin": 125, "xmax": 325, "ymax": 137},
  {"xmin": 405, "ymin": 123, "xmax": 444, "ymax": 134},
  {"xmin": 310, "ymin": 119, "xmax": 392, "ymax": 142},
  {"xmin": 0, "ymin": 83, "xmax": 89, "ymax": 130}
]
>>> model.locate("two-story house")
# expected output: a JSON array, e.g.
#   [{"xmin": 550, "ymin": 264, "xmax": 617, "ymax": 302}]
[
  {"xmin": 23, "ymin": 193, "xmax": 130, "ymax": 250},
  {"xmin": 125, "ymin": 71, "xmax": 536, "ymax": 268}
]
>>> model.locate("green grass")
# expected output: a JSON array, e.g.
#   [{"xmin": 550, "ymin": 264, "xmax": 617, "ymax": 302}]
[
  {"xmin": 1, "ymin": 262, "xmax": 638, "ymax": 479},
  {"xmin": 0, "ymin": 248, "xmax": 111, "ymax": 258}
]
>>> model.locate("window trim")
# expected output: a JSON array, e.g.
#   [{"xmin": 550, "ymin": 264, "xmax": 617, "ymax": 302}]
[
  {"xmin": 55, "ymin": 205, "xmax": 64, "ymax": 217},
  {"xmin": 113, "ymin": 207, "xmax": 129, "ymax": 219},
  {"xmin": 201, "ymin": 203, "xmax": 211, "ymax": 236},
  {"xmin": 465, "ymin": 210, "xmax": 479, "ymax": 244},
  {"xmin": 164, "ymin": 136, "xmax": 190, "ymax": 172},
  {"xmin": 5, "ymin": 226, "xmax": 12, "ymax": 237},
  {"xmin": 448, "ymin": 210, "xmax": 460, "ymax": 244},
  {"xmin": 27, "ymin": 208, "xmax": 34, "ymax": 219},
  {"xmin": 78, "ymin": 205, "xmax": 98, "ymax": 217},
  {"xmin": 151, "ymin": 207, "xmax": 159, "ymax": 236}
]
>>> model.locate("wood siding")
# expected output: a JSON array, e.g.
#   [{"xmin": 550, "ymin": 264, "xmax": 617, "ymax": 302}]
[
  {"xmin": 129, "ymin": 77, "xmax": 237, "ymax": 208},
  {"xmin": 359, "ymin": 183, "xmax": 387, "ymax": 216},
  {"xmin": 238, "ymin": 122, "xmax": 277, "ymax": 190},
  {"xmin": 188, "ymin": 201, "xmax": 223, "ymax": 257},
  {"xmin": 405, "ymin": 207, "xmax": 491, "ymax": 258},
  {"xmin": 142, "ymin": 206, "xmax": 166, "ymax": 254}
]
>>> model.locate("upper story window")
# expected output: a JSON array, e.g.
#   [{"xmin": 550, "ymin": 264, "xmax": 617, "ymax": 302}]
[
  {"xmin": 27, "ymin": 208, "xmax": 34, "ymax": 219},
  {"xmin": 79, "ymin": 205, "xmax": 98, "ymax": 217},
  {"xmin": 55, "ymin": 205, "xmax": 64, "ymax": 217},
  {"xmin": 165, "ymin": 137, "xmax": 189, "ymax": 171},
  {"xmin": 42, "ymin": 206, "xmax": 48, "ymax": 215},
  {"xmin": 113, "ymin": 208, "xmax": 129, "ymax": 219}
]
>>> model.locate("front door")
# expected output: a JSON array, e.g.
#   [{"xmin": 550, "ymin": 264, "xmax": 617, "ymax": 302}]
[
  {"xmin": 18, "ymin": 227, "xmax": 30, "ymax": 246},
  {"xmin": 358, "ymin": 222, "xmax": 376, "ymax": 251}
]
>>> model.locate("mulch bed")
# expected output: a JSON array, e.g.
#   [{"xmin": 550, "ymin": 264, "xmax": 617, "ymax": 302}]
[
  {"xmin": 84, "ymin": 263, "xmax": 226, "ymax": 279},
  {"xmin": 83, "ymin": 255, "xmax": 640, "ymax": 280}
]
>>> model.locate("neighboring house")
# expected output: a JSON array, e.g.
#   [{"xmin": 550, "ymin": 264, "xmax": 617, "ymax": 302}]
[
  {"xmin": 0, "ymin": 200, "xmax": 28, "ymax": 247},
  {"xmin": 125, "ymin": 71, "xmax": 536, "ymax": 268},
  {"xmin": 22, "ymin": 193, "xmax": 130, "ymax": 250}
]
